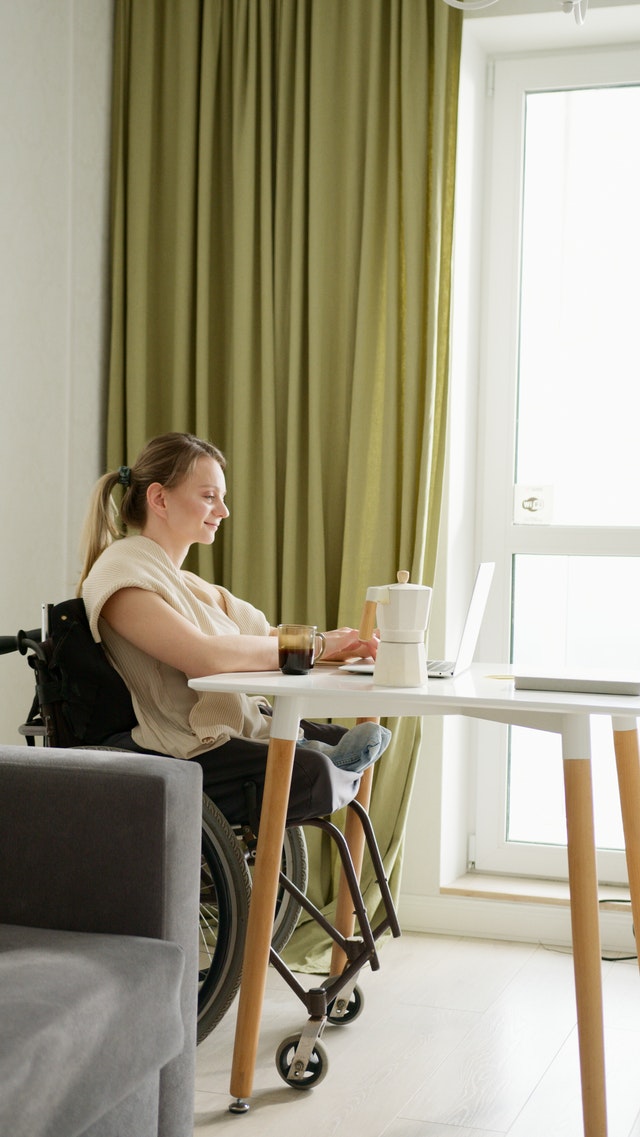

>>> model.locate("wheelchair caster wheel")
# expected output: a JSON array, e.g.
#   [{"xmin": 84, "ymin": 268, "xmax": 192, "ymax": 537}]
[
  {"xmin": 275, "ymin": 1033, "xmax": 328, "ymax": 1089},
  {"xmin": 327, "ymin": 982, "xmax": 364, "ymax": 1025}
]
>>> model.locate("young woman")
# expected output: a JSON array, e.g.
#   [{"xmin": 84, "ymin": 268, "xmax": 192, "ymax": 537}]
[{"xmin": 79, "ymin": 432, "xmax": 389, "ymax": 823}]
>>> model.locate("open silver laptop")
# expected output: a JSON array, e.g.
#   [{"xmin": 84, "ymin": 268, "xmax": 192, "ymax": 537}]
[
  {"xmin": 426, "ymin": 561, "xmax": 495, "ymax": 677},
  {"xmin": 340, "ymin": 562, "xmax": 495, "ymax": 678}
]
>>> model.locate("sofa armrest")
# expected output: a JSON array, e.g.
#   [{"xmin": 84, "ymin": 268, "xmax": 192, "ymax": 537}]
[
  {"xmin": 0, "ymin": 745, "xmax": 203, "ymax": 1137},
  {"xmin": 0, "ymin": 746, "xmax": 201, "ymax": 940}
]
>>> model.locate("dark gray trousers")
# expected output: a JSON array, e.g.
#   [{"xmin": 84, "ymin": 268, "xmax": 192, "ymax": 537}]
[{"xmin": 106, "ymin": 719, "xmax": 360, "ymax": 826}]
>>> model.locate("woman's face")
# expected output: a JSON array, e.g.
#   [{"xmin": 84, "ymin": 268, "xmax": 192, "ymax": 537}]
[{"xmin": 162, "ymin": 455, "xmax": 230, "ymax": 548}]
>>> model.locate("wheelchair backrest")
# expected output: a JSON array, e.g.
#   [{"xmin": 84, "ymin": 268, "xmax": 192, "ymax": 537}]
[{"xmin": 24, "ymin": 598, "xmax": 137, "ymax": 748}]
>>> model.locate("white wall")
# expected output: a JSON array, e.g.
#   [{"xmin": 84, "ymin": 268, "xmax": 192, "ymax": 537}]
[{"xmin": 0, "ymin": 1, "xmax": 112, "ymax": 744}]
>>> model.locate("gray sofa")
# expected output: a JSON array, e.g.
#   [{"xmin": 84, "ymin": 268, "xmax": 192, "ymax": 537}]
[{"xmin": 0, "ymin": 745, "xmax": 202, "ymax": 1137}]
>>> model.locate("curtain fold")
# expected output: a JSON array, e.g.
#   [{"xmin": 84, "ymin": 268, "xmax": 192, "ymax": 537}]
[{"xmin": 107, "ymin": 0, "xmax": 462, "ymax": 969}]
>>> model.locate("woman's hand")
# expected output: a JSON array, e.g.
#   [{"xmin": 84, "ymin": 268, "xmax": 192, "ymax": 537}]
[{"xmin": 320, "ymin": 626, "xmax": 380, "ymax": 663}]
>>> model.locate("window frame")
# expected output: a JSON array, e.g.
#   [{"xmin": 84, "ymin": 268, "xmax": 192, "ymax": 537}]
[{"xmin": 471, "ymin": 45, "xmax": 640, "ymax": 885}]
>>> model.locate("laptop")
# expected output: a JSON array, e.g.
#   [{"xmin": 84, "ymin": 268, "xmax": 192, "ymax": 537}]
[
  {"xmin": 426, "ymin": 561, "xmax": 495, "ymax": 677},
  {"xmin": 340, "ymin": 561, "xmax": 495, "ymax": 678},
  {"xmin": 514, "ymin": 669, "xmax": 640, "ymax": 697}
]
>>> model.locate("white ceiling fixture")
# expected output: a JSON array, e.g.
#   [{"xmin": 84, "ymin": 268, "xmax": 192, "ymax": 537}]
[{"xmin": 441, "ymin": 0, "xmax": 589, "ymax": 26}]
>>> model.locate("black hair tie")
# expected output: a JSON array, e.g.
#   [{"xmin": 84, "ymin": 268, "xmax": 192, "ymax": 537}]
[{"xmin": 118, "ymin": 466, "xmax": 131, "ymax": 487}]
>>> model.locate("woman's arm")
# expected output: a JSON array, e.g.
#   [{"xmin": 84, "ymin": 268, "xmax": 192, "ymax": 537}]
[
  {"xmin": 101, "ymin": 588, "xmax": 379, "ymax": 678},
  {"xmin": 101, "ymin": 588, "xmax": 279, "ymax": 677}
]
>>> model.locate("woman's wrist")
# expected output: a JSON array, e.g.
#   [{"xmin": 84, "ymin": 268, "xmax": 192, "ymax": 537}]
[{"xmin": 315, "ymin": 632, "xmax": 326, "ymax": 661}]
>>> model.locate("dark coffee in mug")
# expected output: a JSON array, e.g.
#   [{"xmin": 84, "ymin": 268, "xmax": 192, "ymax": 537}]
[
  {"xmin": 278, "ymin": 645, "xmax": 314, "ymax": 675},
  {"xmin": 277, "ymin": 624, "xmax": 317, "ymax": 675}
]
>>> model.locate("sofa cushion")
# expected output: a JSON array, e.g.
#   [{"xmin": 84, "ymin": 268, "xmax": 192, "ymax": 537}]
[{"xmin": 0, "ymin": 923, "xmax": 185, "ymax": 1137}]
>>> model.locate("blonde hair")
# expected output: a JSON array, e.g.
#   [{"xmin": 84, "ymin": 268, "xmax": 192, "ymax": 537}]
[{"xmin": 77, "ymin": 432, "xmax": 225, "ymax": 592}]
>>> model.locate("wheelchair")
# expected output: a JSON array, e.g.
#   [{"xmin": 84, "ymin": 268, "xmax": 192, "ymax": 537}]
[{"xmin": 1, "ymin": 598, "xmax": 400, "ymax": 1087}]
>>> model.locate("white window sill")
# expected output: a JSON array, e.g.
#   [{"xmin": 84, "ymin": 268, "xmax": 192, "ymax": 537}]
[{"xmin": 441, "ymin": 872, "xmax": 631, "ymax": 909}]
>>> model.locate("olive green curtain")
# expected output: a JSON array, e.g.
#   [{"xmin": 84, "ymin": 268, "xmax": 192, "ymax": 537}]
[{"xmin": 107, "ymin": 0, "xmax": 462, "ymax": 970}]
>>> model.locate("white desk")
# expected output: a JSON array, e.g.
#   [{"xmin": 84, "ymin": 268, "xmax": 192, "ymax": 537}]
[{"xmin": 189, "ymin": 664, "xmax": 640, "ymax": 1136}]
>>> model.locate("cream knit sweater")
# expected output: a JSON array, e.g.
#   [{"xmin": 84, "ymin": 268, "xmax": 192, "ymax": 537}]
[{"xmin": 82, "ymin": 535, "xmax": 273, "ymax": 758}]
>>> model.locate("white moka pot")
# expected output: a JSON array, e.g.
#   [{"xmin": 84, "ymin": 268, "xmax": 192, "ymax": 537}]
[{"xmin": 366, "ymin": 571, "xmax": 432, "ymax": 687}]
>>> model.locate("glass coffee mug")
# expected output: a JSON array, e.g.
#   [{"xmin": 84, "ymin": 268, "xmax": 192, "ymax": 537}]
[{"xmin": 277, "ymin": 624, "xmax": 317, "ymax": 675}]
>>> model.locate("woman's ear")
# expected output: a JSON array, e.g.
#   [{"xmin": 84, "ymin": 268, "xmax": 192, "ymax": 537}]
[{"xmin": 146, "ymin": 482, "xmax": 167, "ymax": 518}]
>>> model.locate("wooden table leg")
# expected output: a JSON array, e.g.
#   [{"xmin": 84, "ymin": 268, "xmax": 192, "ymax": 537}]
[
  {"xmin": 562, "ymin": 715, "xmax": 608, "ymax": 1137},
  {"xmin": 329, "ymin": 718, "xmax": 378, "ymax": 977},
  {"xmin": 612, "ymin": 716, "xmax": 640, "ymax": 974},
  {"xmin": 229, "ymin": 731, "xmax": 297, "ymax": 1111}
]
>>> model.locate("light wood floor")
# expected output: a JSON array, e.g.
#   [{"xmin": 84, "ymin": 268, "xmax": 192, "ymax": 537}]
[{"xmin": 194, "ymin": 931, "xmax": 640, "ymax": 1137}]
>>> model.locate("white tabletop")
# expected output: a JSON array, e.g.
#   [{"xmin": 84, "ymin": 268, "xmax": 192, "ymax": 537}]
[
  {"xmin": 189, "ymin": 662, "xmax": 640, "ymax": 719},
  {"xmin": 189, "ymin": 665, "xmax": 640, "ymax": 746}
]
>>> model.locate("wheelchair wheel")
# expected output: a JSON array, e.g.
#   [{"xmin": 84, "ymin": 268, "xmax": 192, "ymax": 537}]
[
  {"xmin": 275, "ymin": 1033, "xmax": 329, "ymax": 1089},
  {"xmin": 266, "ymin": 825, "xmax": 308, "ymax": 954},
  {"xmin": 197, "ymin": 804, "xmax": 309, "ymax": 1044},
  {"xmin": 235, "ymin": 824, "xmax": 308, "ymax": 954},
  {"xmin": 198, "ymin": 795, "xmax": 252, "ymax": 1043}
]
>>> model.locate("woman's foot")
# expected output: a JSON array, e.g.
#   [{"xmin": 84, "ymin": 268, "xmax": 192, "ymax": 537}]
[{"xmin": 300, "ymin": 721, "xmax": 392, "ymax": 773}]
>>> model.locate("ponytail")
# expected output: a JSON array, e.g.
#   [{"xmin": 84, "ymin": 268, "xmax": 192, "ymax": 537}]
[{"xmin": 76, "ymin": 472, "xmax": 125, "ymax": 593}]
